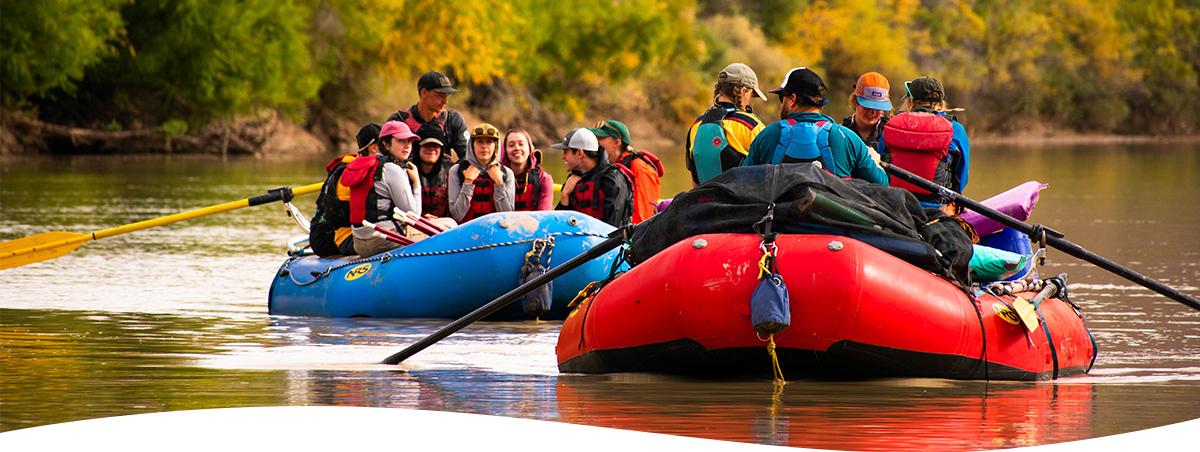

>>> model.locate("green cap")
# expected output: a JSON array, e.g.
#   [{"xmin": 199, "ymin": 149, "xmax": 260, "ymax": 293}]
[{"xmin": 588, "ymin": 120, "xmax": 632, "ymax": 146}]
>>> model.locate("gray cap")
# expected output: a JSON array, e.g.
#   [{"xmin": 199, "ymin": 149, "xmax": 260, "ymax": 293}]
[
  {"xmin": 551, "ymin": 128, "xmax": 599, "ymax": 152},
  {"xmin": 718, "ymin": 63, "xmax": 767, "ymax": 101}
]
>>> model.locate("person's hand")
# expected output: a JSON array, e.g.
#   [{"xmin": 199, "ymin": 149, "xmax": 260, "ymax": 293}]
[
  {"xmin": 423, "ymin": 213, "xmax": 437, "ymax": 220},
  {"xmin": 462, "ymin": 165, "xmax": 481, "ymax": 184},
  {"xmin": 486, "ymin": 164, "xmax": 505, "ymax": 184},
  {"xmin": 867, "ymin": 146, "xmax": 882, "ymax": 166},
  {"xmin": 560, "ymin": 174, "xmax": 581, "ymax": 205},
  {"xmin": 404, "ymin": 162, "xmax": 420, "ymax": 191}
]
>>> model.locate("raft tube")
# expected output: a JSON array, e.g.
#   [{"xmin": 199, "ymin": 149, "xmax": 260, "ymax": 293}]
[
  {"xmin": 269, "ymin": 211, "xmax": 623, "ymax": 319},
  {"xmin": 557, "ymin": 233, "xmax": 1096, "ymax": 381}
]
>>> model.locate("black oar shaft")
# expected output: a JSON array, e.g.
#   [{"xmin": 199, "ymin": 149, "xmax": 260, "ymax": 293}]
[
  {"xmin": 883, "ymin": 162, "xmax": 1200, "ymax": 311},
  {"xmin": 381, "ymin": 231, "xmax": 626, "ymax": 365}
]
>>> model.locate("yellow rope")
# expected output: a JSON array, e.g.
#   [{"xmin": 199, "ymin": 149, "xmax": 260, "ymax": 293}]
[{"xmin": 767, "ymin": 334, "xmax": 786, "ymax": 385}]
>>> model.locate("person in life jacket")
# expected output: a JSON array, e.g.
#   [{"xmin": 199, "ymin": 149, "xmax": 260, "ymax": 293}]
[
  {"xmin": 742, "ymin": 67, "xmax": 888, "ymax": 185},
  {"xmin": 386, "ymin": 71, "xmax": 469, "ymax": 162},
  {"xmin": 501, "ymin": 128, "xmax": 554, "ymax": 211},
  {"xmin": 589, "ymin": 119, "xmax": 663, "ymax": 224},
  {"xmin": 842, "ymin": 71, "xmax": 893, "ymax": 151},
  {"xmin": 554, "ymin": 128, "xmax": 633, "ymax": 227},
  {"xmin": 879, "ymin": 76, "xmax": 971, "ymax": 210},
  {"xmin": 343, "ymin": 120, "xmax": 424, "ymax": 257},
  {"xmin": 307, "ymin": 123, "xmax": 381, "ymax": 257},
  {"xmin": 415, "ymin": 131, "xmax": 453, "ymax": 218},
  {"xmin": 686, "ymin": 62, "xmax": 768, "ymax": 186},
  {"xmin": 447, "ymin": 123, "xmax": 516, "ymax": 223}
]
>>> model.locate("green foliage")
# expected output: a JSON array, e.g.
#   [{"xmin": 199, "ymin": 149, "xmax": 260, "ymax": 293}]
[
  {"xmin": 0, "ymin": 0, "xmax": 128, "ymax": 104},
  {"xmin": 7, "ymin": 0, "xmax": 1200, "ymax": 136}
]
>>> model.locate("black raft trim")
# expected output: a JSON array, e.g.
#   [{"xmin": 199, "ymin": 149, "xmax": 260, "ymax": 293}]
[{"xmin": 559, "ymin": 338, "xmax": 1087, "ymax": 381}]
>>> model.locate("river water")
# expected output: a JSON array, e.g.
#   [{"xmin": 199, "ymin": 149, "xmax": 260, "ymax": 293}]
[{"xmin": 1, "ymin": 144, "xmax": 1198, "ymax": 450}]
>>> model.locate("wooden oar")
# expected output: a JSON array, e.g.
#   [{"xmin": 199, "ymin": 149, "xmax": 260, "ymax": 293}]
[
  {"xmin": 0, "ymin": 183, "xmax": 322, "ymax": 270},
  {"xmin": 381, "ymin": 226, "xmax": 629, "ymax": 365},
  {"xmin": 882, "ymin": 162, "xmax": 1200, "ymax": 311}
]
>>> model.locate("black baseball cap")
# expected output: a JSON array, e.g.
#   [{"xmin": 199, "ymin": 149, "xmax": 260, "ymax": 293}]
[
  {"xmin": 906, "ymin": 76, "xmax": 945, "ymax": 103},
  {"xmin": 417, "ymin": 71, "xmax": 459, "ymax": 94},
  {"xmin": 356, "ymin": 123, "xmax": 381, "ymax": 150},
  {"xmin": 769, "ymin": 67, "xmax": 828, "ymax": 106}
]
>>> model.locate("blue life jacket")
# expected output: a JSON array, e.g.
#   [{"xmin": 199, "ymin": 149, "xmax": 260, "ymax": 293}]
[
  {"xmin": 772, "ymin": 118, "xmax": 836, "ymax": 174},
  {"xmin": 691, "ymin": 106, "xmax": 736, "ymax": 184}
]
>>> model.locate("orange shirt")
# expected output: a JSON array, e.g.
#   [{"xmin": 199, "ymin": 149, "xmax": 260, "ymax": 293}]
[{"xmin": 621, "ymin": 151, "xmax": 662, "ymax": 224}]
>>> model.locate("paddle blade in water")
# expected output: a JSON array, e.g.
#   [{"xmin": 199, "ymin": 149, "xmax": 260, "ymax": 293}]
[{"xmin": 0, "ymin": 232, "xmax": 92, "ymax": 270}]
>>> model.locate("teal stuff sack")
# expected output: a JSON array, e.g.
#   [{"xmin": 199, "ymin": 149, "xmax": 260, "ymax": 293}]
[
  {"xmin": 518, "ymin": 263, "xmax": 552, "ymax": 316},
  {"xmin": 969, "ymin": 244, "xmax": 1028, "ymax": 282},
  {"xmin": 751, "ymin": 274, "xmax": 791, "ymax": 335}
]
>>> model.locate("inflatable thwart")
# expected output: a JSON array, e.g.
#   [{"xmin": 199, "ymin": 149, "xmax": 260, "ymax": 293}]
[
  {"xmin": 961, "ymin": 181, "xmax": 1048, "ymax": 237},
  {"xmin": 268, "ymin": 211, "xmax": 625, "ymax": 319}
]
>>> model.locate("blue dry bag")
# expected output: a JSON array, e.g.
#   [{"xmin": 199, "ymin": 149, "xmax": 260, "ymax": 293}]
[{"xmin": 751, "ymin": 274, "xmax": 791, "ymax": 335}]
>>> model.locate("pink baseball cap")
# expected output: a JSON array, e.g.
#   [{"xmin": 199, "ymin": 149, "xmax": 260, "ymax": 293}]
[{"xmin": 379, "ymin": 121, "xmax": 419, "ymax": 141}]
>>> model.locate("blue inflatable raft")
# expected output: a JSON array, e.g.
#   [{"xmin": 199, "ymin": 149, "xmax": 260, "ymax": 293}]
[{"xmin": 268, "ymin": 211, "xmax": 622, "ymax": 319}]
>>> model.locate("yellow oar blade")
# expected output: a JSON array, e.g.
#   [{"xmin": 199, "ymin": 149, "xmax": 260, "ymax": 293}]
[
  {"xmin": 0, "ymin": 232, "xmax": 92, "ymax": 270},
  {"xmin": 1, "ymin": 182, "xmax": 324, "ymax": 271}
]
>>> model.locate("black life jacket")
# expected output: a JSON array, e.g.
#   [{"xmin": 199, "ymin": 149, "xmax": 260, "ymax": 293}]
[
  {"xmin": 308, "ymin": 154, "xmax": 356, "ymax": 257},
  {"xmin": 456, "ymin": 164, "xmax": 500, "ymax": 222},
  {"xmin": 390, "ymin": 107, "xmax": 451, "ymax": 158},
  {"xmin": 419, "ymin": 156, "xmax": 452, "ymax": 218},
  {"xmin": 569, "ymin": 162, "xmax": 634, "ymax": 226}
]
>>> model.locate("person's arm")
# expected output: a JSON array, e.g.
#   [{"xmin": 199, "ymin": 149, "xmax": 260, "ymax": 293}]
[
  {"xmin": 601, "ymin": 170, "xmax": 632, "ymax": 227},
  {"xmin": 840, "ymin": 128, "xmax": 889, "ymax": 185},
  {"xmin": 447, "ymin": 112, "xmax": 469, "ymax": 161},
  {"xmin": 447, "ymin": 163, "xmax": 472, "ymax": 222},
  {"xmin": 381, "ymin": 163, "xmax": 421, "ymax": 215},
  {"xmin": 951, "ymin": 121, "xmax": 970, "ymax": 192},
  {"xmin": 493, "ymin": 167, "xmax": 516, "ymax": 212},
  {"xmin": 685, "ymin": 122, "xmax": 700, "ymax": 186},
  {"xmin": 535, "ymin": 170, "xmax": 555, "ymax": 210}
]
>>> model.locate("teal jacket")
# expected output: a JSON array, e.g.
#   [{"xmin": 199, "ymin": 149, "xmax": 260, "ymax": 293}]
[{"xmin": 743, "ymin": 112, "xmax": 889, "ymax": 185}]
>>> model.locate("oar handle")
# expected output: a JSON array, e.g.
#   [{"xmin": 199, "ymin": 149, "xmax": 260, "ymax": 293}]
[
  {"xmin": 882, "ymin": 162, "xmax": 1200, "ymax": 311},
  {"xmin": 381, "ymin": 226, "xmax": 629, "ymax": 365},
  {"xmin": 93, "ymin": 182, "xmax": 323, "ymax": 240}
]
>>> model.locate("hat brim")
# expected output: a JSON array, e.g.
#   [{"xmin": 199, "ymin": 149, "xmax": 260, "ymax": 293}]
[
  {"xmin": 550, "ymin": 142, "xmax": 569, "ymax": 150},
  {"xmin": 856, "ymin": 96, "xmax": 893, "ymax": 111},
  {"xmin": 752, "ymin": 86, "xmax": 767, "ymax": 101},
  {"xmin": 433, "ymin": 87, "xmax": 459, "ymax": 94},
  {"xmin": 419, "ymin": 138, "xmax": 444, "ymax": 147},
  {"xmin": 768, "ymin": 87, "xmax": 787, "ymax": 95},
  {"xmin": 587, "ymin": 127, "xmax": 614, "ymax": 138},
  {"xmin": 392, "ymin": 132, "xmax": 419, "ymax": 141}
]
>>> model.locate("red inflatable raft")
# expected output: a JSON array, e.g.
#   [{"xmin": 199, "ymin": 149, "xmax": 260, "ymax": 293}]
[{"xmin": 557, "ymin": 234, "xmax": 1097, "ymax": 381}]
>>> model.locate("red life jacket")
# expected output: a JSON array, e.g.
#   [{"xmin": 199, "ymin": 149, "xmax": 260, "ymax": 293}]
[
  {"xmin": 419, "ymin": 156, "xmax": 451, "ymax": 218},
  {"xmin": 457, "ymin": 165, "xmax": 499, "ymax": 222},
  {"xmin": 513, "ymin": 166, "xmax": 547, "ymax": 211},
  {"xmin": 882, "ymin": 112, "xmax": 954, "ymax": 196},
  {"xmin": 570, "ymin": 164, "xmax": 635, "ymax": 222},
  {"xmin": 340, "ymin": 154, "xmax": 397, "ymax": 227}
]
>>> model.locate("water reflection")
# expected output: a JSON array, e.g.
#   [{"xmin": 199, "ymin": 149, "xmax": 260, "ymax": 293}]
[{"xmin": 2, "ymin": 147, "xmax": 1199, "ymax": 446}]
